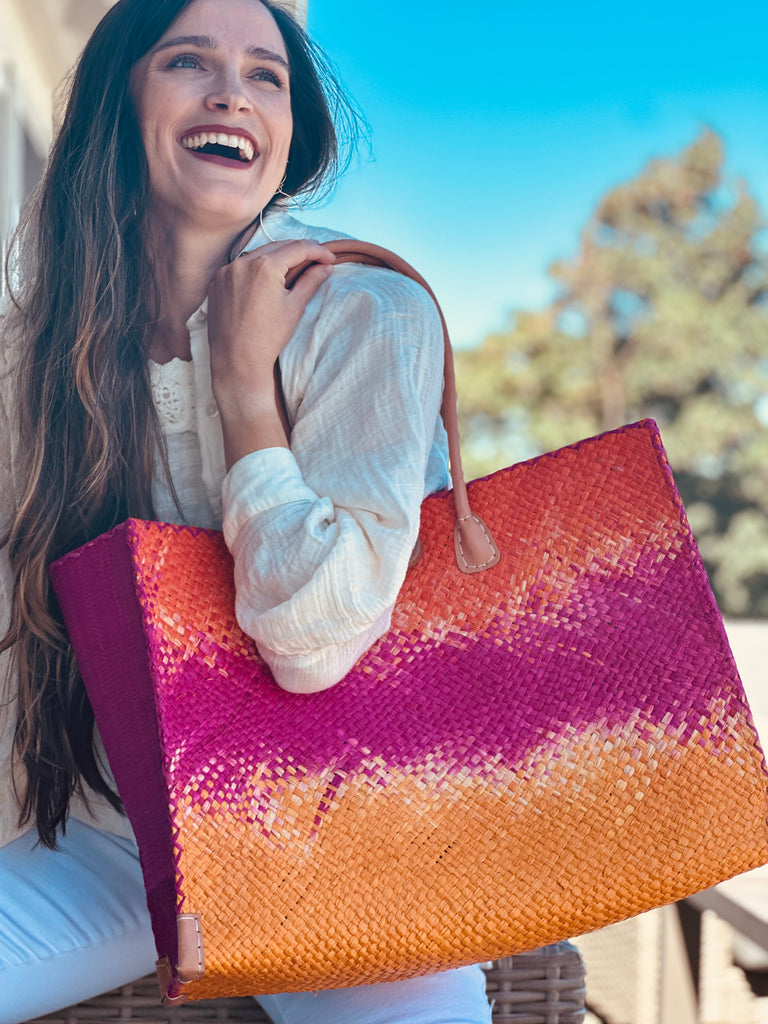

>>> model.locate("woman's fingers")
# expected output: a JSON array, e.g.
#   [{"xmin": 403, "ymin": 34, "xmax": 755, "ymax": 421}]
[
  {"xmin": 236, "ymin": 238, "xmax": 336, "ymax": 278},
  {"xmin": 221, "ymin": 239, "xmax": 335, "ymax": 331},
  {"xmin": 207, "ymin": 238, "xmax": 337, "ymax": 465},
  {"xmin": 207, "ymin": 238, "xmax": 336, "ymax": 406},
  {"xmin": 286, "ymin": 257, "xmax": 335, "ymax": 304}
]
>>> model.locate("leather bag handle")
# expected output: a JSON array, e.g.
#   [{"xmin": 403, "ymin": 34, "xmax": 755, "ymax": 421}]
[{"xmin": 287, "ymin": 238, "xmax": 500, "ymax": 574}]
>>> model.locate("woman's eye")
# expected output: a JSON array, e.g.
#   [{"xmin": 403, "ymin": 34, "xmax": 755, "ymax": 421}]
[
  {"xmin": 167, "ymin": 53, "xmax": 202, "ymax": 70},
  {"xmin": 249, "ymin": 68, "xmax": 285, "ymax": 88}
]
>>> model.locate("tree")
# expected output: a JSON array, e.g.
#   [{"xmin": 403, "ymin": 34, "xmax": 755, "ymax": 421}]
[{"xmin": 456, "ymin": 131, "xmax": 768, "ymax": 616}]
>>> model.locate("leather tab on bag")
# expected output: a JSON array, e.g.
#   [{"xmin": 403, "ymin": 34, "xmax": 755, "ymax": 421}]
[
  {"xmin": 177, "ymin": 912, "xmax": 205, "ymax": 983},
  {"xmin": 408, "ymin": 536, "xmax": 423, "ymax": 569},
  {"xmin": 454, "ymin": 514, "xmax": 500, "ymax": 574},
  {"xmin": 156, "ymin": 956, "xmax": 188, "ymax": 1005},
  {"xmin": 156, "ymin": 956, "xmax": 173, "ymax": 999},
  {"xmin": 161, "ymin": 987, "xmax": 189, "ymax": 1007}
]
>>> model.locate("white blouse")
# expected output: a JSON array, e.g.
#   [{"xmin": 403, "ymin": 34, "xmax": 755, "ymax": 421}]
[
  {"xmin": 0, "ymin": 212, "xmax": 449, "ymax": 846},
  {"xmin": 150, "ymin": 212, "xmax": 450, "ymax": 693}
]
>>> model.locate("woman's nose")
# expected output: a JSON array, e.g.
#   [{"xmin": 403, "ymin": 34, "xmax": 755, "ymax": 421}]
[{"xmin": 204, "ymin": 73, "xmax": 253, "ymax": 113}]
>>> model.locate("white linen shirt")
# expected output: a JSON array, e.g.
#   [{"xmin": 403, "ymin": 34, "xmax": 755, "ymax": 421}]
[
  {"xmin": 0, "ymin": 212, "xmax": 449, "ymax": 847},
  {"xmin": 153, "ymin": 212, "xmax": 450, "ymax": 693}
]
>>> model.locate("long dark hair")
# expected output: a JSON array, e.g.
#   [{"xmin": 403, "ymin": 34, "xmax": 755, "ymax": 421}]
[{"xmin": 2, "ymin": 0, "xmax": 361, "ymax": 849}]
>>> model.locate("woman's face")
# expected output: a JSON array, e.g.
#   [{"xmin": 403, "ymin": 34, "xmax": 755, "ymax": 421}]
[{"xmin": 131, "ymin": 0, "xmax": 293, "ymax": 234}]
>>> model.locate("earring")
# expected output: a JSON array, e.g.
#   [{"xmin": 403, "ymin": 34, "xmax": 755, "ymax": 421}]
[
  {"xmin": 258, "ymin": 206, "xmax": 278, "ymax": 242},
  {"xmin": 258, "ymin": 176, "xmax": 306, "ymax": 242},
  {"xmin": 275, "ymin": 176, "xmax": 290, "ymax": 201}
]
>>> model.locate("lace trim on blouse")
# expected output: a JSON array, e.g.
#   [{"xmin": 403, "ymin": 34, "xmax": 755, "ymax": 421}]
[{"xmin": 149, "ymin": 358, "xmax": 195, "ymax": 434}]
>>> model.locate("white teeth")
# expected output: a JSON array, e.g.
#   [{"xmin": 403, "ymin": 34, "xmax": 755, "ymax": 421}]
[{"xmin": 181, "ymin": 131, "xmax": 255, "ymax": 161}]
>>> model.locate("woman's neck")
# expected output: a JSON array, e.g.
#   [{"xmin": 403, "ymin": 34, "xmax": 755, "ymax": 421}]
[{"xmin": 146, "ymin": 220, "xmax": 251, "ymax": 363}]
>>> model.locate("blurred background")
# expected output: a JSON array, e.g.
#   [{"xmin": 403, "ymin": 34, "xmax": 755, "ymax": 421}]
[{"xmin": 1, "ymin": 1, "xmax": 766, "ymax": 1021}]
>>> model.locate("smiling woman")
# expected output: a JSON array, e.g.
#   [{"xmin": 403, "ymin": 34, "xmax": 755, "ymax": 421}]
[
  {"xmin": 130, "ymin": 2, "xmax": 293, "ymax": 240},
  {"xmin": 0, "ymin": 1, "xmax": 492, "ymax": 1022}
]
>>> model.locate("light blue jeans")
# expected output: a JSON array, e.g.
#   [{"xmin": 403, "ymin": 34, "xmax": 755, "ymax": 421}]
[{"xmin": 0, "ymin": 820, "xmax": 491, "ymax": 1024}]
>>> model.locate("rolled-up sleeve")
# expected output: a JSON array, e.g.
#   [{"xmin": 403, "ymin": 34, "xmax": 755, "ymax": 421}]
[{"xmin": 221, "ymin": 265, "xmax": 446, "ymax": 693}]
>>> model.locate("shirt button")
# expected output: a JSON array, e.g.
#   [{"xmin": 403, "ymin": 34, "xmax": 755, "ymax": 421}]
[{"xmin": 206, "ymin": 402, "xmax": 219, "ymax": 418}]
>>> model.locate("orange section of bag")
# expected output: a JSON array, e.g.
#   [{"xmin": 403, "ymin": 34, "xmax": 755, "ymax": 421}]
[{"xmin": 170, "ymin": 705, "xmax": 768, "ymax": 999}]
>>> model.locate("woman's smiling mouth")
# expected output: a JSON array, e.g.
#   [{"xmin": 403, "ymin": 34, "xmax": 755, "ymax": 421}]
[{"xmin": 181, "ymin": 125, "xmax": 257, "ymax": 164}]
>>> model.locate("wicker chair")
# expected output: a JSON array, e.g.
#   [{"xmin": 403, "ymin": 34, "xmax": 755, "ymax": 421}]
[{"xmin": 29, "ymin": 943, "xmax": 586, "ymax": 1024}]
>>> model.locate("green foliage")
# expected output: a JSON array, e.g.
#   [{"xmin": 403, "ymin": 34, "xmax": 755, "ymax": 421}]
[{"xmin": 456, "ymin": 130, "xmax": 768, "ymax": 616}]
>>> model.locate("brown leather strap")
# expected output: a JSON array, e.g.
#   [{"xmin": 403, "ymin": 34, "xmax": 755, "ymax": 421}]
[{"xmin": 286, "ymin": 239, "xmax": 500, "ymax": 574}]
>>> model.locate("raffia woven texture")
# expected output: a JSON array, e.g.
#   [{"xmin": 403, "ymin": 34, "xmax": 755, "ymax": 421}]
[
  {"xmin": 28, "ymin": 945, "xmax": 586, "ymax": 1023},
  {"xmin": 50, "ymin": 420, "xmax": 768, "ymax": 1001}
]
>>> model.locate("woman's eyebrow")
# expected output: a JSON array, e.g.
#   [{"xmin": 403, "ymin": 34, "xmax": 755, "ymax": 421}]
[
  {"xmin": 154, "ymin": 34, "xmax": 219, "ymax": 53},
  {"xmin": 245, "ymin": 46, "xmax": 290, "ymax": 73},
  {"xmin": 153, "ymin": 34, "xmax": 290, "ymax": 72}
]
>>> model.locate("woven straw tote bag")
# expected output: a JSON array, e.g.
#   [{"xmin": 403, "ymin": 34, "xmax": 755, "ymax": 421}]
[{"xmin": 49, "ymin": 241, "xmax": 768, "ymax": 1006}]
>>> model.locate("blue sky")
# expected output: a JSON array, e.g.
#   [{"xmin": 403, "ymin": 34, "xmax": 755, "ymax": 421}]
[{"xmin": 304, "ymin": 1, "xmax": 768, "ymax": 347}]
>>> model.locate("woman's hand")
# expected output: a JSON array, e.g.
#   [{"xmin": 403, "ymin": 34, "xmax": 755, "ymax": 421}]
[{"xmin": 207, "ymin": 239, "xmax": 336, "ymax": 468}]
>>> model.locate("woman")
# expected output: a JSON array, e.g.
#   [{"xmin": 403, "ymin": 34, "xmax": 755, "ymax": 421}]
[{"xmin": 0, "ymin": 0, "xmax": 491, "ymax": 1021}]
